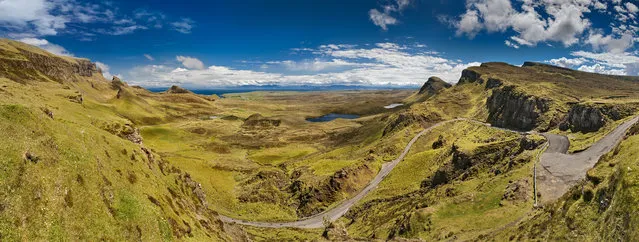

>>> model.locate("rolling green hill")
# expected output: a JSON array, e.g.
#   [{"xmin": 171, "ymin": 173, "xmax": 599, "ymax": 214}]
[{"xmin": 1, "ymin": 38, "xmax": 639, "ymax": 241}]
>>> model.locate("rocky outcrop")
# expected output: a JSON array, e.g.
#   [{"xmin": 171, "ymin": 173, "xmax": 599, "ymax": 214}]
[
  {"xmin": 457, "ymin": 69, "xmax": 483, "ymax": 84},
  {"xmin": 382, "ymin": 112, "xmax": 442, "ymax": 136},
  {"xmin": 100, "ymin": 122, "xmax": 143, "ymax": 144},
  {"xmin": 487, "ymin": 85, "xmax": 550, "ymax": 131},
  {"xmin": 242, "ymin": 114, "xmax": 281, "ymax": 129},
  {"xmin": 166, "ymin": 85, "xmax": 192, "ymax": 94},
  {"xmin": 418, "ymin": 76, "xmax": 452, "ymax": 95},
  {"xmin": 559, "ymin": 104, "xmax": 606, "ymax": 132},
  {"xmin": 485, "ymin": 78, "xmax": 503, "ymax": 89},
  {"xmin": 559, "ymin": 103, "xmax": 637, "ymax": 133},
  {"xmin": 291, "ymin": 164, "xmax": 375, "ymax": 217},
  {"xmin": 0, "ymin": 48, "xmax": 98, "ymax": 84}
]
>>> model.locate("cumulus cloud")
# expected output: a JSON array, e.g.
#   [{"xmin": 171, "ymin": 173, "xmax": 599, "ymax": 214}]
[
  {"xmin": 455, "ymin": 0, "xmax": 598, "ymax": 47},
  {"xmin": 368, "ymin": 0, "xmax": 413, "ymax": 30},
  {"xmin": 546, "ymin": 50, "xmax": 639, "ymax": 76},
  {"xmin": 176, "ymin": 56, "xmax": 205, "ymax": 70},
  {"xmin": 128, "ymin": 43, "xmax": 480, "ymax": 88},
  {"xmin": 546, "ymin": 57, "xmax": 586, "ymax": 67},
  {"xmin": 18, "ymin": 37, "xmax": 73, "ymax": 56},
  {"xmin": 577, "ymin": 63, "xmax": 626, "ymax": 75},
  {"xmin": 586, "ymin": 32, "xmax": 634, "ymax": 53},
  {"xmin": 0, "ymin": 0, "xmax": 68, "ymax": 36}
]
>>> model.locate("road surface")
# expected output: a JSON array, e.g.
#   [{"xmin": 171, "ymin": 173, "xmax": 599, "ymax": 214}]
[
  {"xmin": 536, "ymin": 116, "xmax": 639, "ymax": 204},
  {"xmin": 220, "ymin": 116, "xmax": 639, "ymax": 227},
  {"xmin": 219, "ymin": 118, "xmax": 498, "ymax": 228}
]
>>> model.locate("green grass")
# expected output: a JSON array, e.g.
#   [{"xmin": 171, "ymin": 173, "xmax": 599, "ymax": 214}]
[
  {"xmin": 248, "ymin": 145, "xmax": 318, "ymax": 166},
  {"xmin": 489, "ymin": 123, "xmax": 639, "ymax": 240},
  {"xmin": 344, "ymin": 120, "xmax": 539, "ymax": 240}
]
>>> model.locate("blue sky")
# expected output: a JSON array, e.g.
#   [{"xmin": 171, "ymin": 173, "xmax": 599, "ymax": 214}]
[{"xmin": 1, "ymin": 0, "xmax": 638, "ymax": 88}]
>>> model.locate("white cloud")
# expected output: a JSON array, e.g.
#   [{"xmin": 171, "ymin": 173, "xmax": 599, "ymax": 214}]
[
  {"xmin": 144, "ymin": 54, "xmax": 154, "ymax": 61},
  {"xmin": 456, "ymin": 10, "xmax": 482, "ymax": 38},
  {"xmin": 0, "ymin": 0, "xmax": 193, "ymax": 39},
  {"xmin": 546, "ymin": 57, "xmax": 586, "ymax": 67},
  {"xmin": 455, "ymin": 0, "xmax": 595, "ymax": 47},
  {"xmin": 577, "ymin": 63, "xmax": 626, "ymax": 75},
  {"xmin": 504, "ymin": 40, "xmax": 519, "ymax": 49},
  {"xmin": 18, "ymin": 37, "xmax": 73, "ymax": 56},
  {"xmin": 95, "ymin": 61, "xmax": 119, "ymax": 80},
  {"xmin": 176, "ymin": 56, "xmax": 205, "ymax": 70},
  {"xmin": 368, "ymin": 9, "xmax": 398, "ymax": 31},
  {"xmin": 586, "ymin": 32, "xmax": 634, "ymax": 54},
  {"xmin": 368, "ymin": 0, "xmax": 413, "ymax": 30},
  {"xmin": 548, "ymin": 50, "xmax": 639, "ymax": 76},
  {"xmin": 171, "ymin": 18, "xmax": 194, "ymax": 34},
  {"xmin": 0, "ymin": 0, "xmax": 68, "ymax": 36},
  {"xmin": 572, "ymin": 51, "xmax": 639, "ymax": 68},
  {"xmin": 128, "ymin": 43, "xmax": 480, "ymax": 88},
  {"xmin": 625, "ymin": 2, "xmax": 639, "ymax": 13},
  {"xmin": 271, "ymin": 59, "xmax": 370, "ymax": 72}
]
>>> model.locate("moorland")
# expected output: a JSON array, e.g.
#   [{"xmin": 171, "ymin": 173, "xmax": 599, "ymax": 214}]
[{"xmin": 1, "ymin": 38, "xmax": 639, "ymax": 241}]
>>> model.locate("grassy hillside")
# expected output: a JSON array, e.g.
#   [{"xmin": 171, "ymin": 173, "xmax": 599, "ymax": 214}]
[
  {"xmin": 2, "ymin": 37, "xmax": 639, "ymax": 241},
  {"xmin": 488, "ymin": 122, "xmax": 639, "ymax": 241},
  {"xmin": 0, "ymin": 38, "xmax": 417, "ymax": 240}
]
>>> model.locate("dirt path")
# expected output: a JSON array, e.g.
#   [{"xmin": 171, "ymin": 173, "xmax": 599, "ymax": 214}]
[{"xmin": 536, "ymin": 116, "xmax": 639, "ymax": 204}]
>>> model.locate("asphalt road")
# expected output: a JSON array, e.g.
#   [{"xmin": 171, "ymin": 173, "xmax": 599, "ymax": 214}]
[
  {"xmin": 220, "ymin": 116, "xmax": 639, "ymax": 227},
  {"xmin": 219, "ymin": 118, "xmax": 488, "ymax": 228},
  {"xmin": 536, "ymin": 116, "xmax": 639, "ymax": 204}
]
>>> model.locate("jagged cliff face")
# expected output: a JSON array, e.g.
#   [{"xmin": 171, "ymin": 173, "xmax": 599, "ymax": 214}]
[
  {"xmin": 0, "ymin": 48, "xmax": 98, "ymax": 84},
  {"xmin": 560, "ymin": 104, "xmax": 606, "ymax": 132},
  {"xmin": 487, "ymin": 86, "xmax": 550, "ymax": 131},
  {"xmin": 456, "ymin": 67, "xmax": 551, "ymax": 131},
  {"xmin": 560, "ymin": 103, "xmax": 637, "ymax": 132}
]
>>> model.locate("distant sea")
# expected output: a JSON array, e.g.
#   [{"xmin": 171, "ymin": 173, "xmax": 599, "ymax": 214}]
[{"xmin": 146, "ymin": 85, "xmax": 418, "ymax": 98}]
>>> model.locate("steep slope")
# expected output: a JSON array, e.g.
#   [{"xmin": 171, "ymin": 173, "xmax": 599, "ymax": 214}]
[
  {"xmin": 0, "ymin": 38, "xmax": 246, "ymax": 240},
  {"xmin": 489, "ymin": 121, "xmax": 639, "ymax": 240}
]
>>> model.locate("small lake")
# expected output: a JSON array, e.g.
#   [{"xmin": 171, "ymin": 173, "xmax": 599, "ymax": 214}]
[
  {"xmin": 384, "ymin": 103, "xmax": 404, "ymax": 109},
  {"xmin": 306, "ymin": 113, "xmax": 360, "ymax": 122}
]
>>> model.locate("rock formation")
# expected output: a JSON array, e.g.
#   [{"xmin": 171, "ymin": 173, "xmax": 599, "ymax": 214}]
[
  {"xmin": 418, "ymin": 76, "xmax": 452, "ymax": 95},
  {"xmin": 166, "ymin": 85, "xmax": 192, "ymax": 94},
  {"xmin": 0, "ymin": 48, "xmax": 98, "ymax": 84},
  {"xmin": 486, "ymin": 85, "xmax": 550, "ymax": 131},
  {"xmin": 457, "ymin": 69, "xmax": 483, "ymax": 84},
  {"xmin": 242, "ymin": 114, "xmax": 281, "ymax": 129}
]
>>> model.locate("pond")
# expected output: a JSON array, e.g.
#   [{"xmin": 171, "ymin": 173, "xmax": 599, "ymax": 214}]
[
  {"xmin": 306, "ymin": 113, "xmax": 360, "ymax": 122},
  {"xmin": 384, "ymin": 103, "xmax": 404, "ymax": 109}
]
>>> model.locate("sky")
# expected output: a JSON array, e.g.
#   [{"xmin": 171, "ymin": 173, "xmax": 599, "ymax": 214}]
[{"xmin": 0, "ymin": 0, "xmax": 638, "ymax": 88}]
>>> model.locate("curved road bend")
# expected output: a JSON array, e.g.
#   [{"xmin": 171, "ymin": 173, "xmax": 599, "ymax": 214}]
[
  {"xmin": 219, "ymin": 118, "xmax": 521, "ymax": 228},
  {"xmin": 220, "ymin": 116, "xmax": 639, "ymax": 228},
  {"xmin": 536, "ymin": 116, "xmax": 639, "ymax": 204}
]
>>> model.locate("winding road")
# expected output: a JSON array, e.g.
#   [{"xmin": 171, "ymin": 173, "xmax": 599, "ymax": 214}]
[
  {"xmin": 219, "ymin": 116, "xmax": 639, "ymax": 228},
  {"xmin": 536, "ymin": 116, "xmax": 639, "ymax": 204}
]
